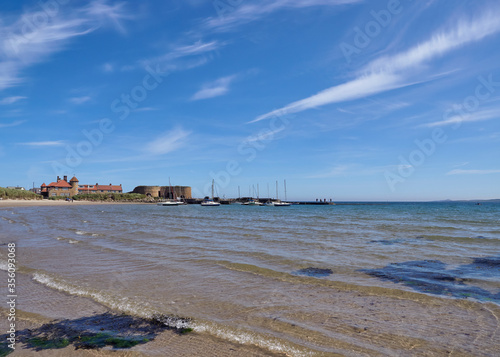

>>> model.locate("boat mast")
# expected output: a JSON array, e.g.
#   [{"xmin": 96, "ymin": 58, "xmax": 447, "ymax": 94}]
[
  {"xmin": 276, "ymin": 181, "xmax": 279, "ymax": 200},
  {"xmin": 284, "ymin": 179, "xmax": 288, "ymax": 201}
]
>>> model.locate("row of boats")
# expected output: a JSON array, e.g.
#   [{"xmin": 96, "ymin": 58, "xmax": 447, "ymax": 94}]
[
  {"xmin": 157, "ymin": 198, "xmax": 291, "ymax": 207},
  {"xmin": 157, "ymin": 180, "xmax": 291, "ymax": 207}
]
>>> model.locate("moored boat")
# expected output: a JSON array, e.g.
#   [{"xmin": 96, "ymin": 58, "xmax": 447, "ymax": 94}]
[{"xmin": 201, "ymin": 180, "xmax": 221, "ymax": 206}]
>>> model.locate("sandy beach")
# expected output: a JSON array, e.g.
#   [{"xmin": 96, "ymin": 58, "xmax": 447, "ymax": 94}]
[{"xmin": 0, "ymin": 199, "xmax": 150, "ymax": 208}]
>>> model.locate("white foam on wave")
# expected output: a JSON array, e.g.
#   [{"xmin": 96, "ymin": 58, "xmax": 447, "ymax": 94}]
[
  {"xmin": 33, "ymin": 272, "xmax": 152, "ymax": 317},
  {"xmin": 0, "ymin": 259, "xmax": 8, "ymax": 271},
  {"xmin": 193, "ymin": 322, "xmax": 311, "ymax": 357},
  {"xmin": 32, "ymin": 272, "xmax": 310, "ymax": 356},
  {"xmin": 75, "ymin": 231, "xmax": 101, "ymax": 237},
  {"xmin": 31, "ymin": 272, "xmax": 188, "ymax": 331},
  {"xmin": 55, "ymin": 236, "xmax": 80, "ymax": 244}
]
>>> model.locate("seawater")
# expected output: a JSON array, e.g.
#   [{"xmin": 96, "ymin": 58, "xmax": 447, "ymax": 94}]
[{"xmin": 1, "ymin": 202, "xmax": 499, "ymax": 356}]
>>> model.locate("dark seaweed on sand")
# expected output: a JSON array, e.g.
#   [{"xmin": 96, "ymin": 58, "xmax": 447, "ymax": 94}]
[
  {"xmin": 361, "ymin": 256, "xmax": 500, "ymax": 303},
  {"xmin": 293, "ymin": 267, "xmax": 333, "ymax": 278},
  {"xmin": 0, "ymin": 312, "xmax": 193, "ymax": 354}
]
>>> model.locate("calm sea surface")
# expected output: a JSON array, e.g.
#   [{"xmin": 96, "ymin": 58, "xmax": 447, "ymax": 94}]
[{"xmin": 1, "ymin": 202, "xmax": 499, "ymax": 355}]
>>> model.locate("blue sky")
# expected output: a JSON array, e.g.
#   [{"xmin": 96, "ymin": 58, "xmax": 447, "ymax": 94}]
[{"xmin": 1, "ymin": 0, "xmax": 499, "ymax": 201}]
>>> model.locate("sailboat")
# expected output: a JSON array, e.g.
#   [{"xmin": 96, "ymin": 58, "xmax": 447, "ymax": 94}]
[
  {"xmin": 264, "ymin": 183, "xmax": 275, "ymax": 206},
  {"xmin": 274, "ymin": 180, "xmax": 291, "ymax": 206},
  {"xmin": 157, "ymin": 178, "xmax": 186, "ymax": 206},
  {"xmin": 201, "ymin": 180, "xmax": 221, "ymax": 206},
  {"xmin": 243, "ymin": 198, "xmax": 263, "ymax": 206},
  {"xmin": 243, "ymin": 184, "xmax": 263, "ymax": 205}
]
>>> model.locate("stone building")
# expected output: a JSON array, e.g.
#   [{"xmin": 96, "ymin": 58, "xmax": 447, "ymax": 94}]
[
  {"xmin": 41, "ymin": 176, "xmax": 78, "ymax": 198},
  {"xmin": 132, "ymin": 185, "xmax": 191, "ymax": 199},
  {"xmin": 41, "ymin": 176, "xmax": 122, "ymax": 198}
]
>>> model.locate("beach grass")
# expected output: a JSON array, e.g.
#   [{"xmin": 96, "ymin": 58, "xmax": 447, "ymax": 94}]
[{"xmin": 0, "ymin": 187, "xmax": 42, "ymax": 200}]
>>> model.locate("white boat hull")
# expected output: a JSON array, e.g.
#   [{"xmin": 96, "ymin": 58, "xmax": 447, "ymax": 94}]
[
  {"xmin": 201, "ymin": 201, "xmax": 220, "ymax": 206},
  {"xmin": 157, "ymin": 201, "xmax": 185, "ymax": 206},
  {"xmin": 274, "ymin": 202, "xmax": 291, "ymax": 206}
]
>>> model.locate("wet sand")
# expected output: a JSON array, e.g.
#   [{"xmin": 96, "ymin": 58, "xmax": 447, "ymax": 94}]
[
  {"xmin": 2, "ymin": 264, "xmax": 499, "ymax": 356},
  {"xmin": 1, "ymin": 203, "xmax": 499, "ymax": 356},
  {"xmin": 0, "ymin": 199, "xmax": 150, "ymax": 208},
  {"xmin": 0, "ymin": 271, "xmax": 285, "ymax": 357}
]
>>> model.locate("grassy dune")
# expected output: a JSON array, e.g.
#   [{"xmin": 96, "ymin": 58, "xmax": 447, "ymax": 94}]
[{"xmin": 0, "ymin": 187, "xmax": 42, "ymax": 200}]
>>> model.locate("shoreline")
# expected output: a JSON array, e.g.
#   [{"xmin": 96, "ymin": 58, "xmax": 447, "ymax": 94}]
[
  {"xmin": 0, "ymin": 199, "xmax": 152, "ymax": 208},
  {"xmin": 0, "ymin": 270, "xmax": 283, "ymax": 357}
]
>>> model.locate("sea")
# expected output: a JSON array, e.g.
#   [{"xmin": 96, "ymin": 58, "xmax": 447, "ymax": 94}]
[{"xmin": 1, "ymin": 202, "xmax": 499, "ymax": 356}]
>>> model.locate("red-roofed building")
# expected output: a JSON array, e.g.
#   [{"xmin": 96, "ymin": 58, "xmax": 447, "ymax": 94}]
[
  {"xmin": 78, "ymin": 184, "xmax": 123, "ymax": 194},
  {"xmin": 41, "ymin": 176, "xmax": 122, "ymax": 198}
]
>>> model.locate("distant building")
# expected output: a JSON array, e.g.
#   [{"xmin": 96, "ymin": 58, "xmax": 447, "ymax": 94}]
[
  {"xmin": 132, "ymin": 185, "xmax": 191, "ymax": 199},
  {"xmin": 41, "ymin": 176, "xmax": 122, "ymax": 198},
  {"xmin": 30, "ymin": 188, "xmax": 42, "ymax": 194},
  {"xmin": 78, "ymin": 183, "xmax": 123, "ymax": 194},
  {"xmin": 6, "ymin": 186, "xmax": 25, "ymax": 190}
]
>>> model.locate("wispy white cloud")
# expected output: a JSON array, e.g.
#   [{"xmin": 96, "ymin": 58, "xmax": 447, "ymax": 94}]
[
  {"xmin": 69, "ymin": 96, "xmax": 91, "ymax": 105},
  {"xmin": 205, "ymin": 0, "xmax": 362, "ymax": 32},
  {"xmin": 447, "ymin": 169, "xmax": 500, "ymax": 175},
  {"xmin": 252, "ymin": 72, "xmax": 402, "ymax": 122},
  {"xmin": 307, "ymin": 165, "xmax": 352, "ymax": 179},
  {"xmin": 0, "ymin": 1, "xmax": 132, "ymax": 91},
  {"xmin": 141, "ymin": 40, "xmax": 222, "ymax": 74},
  {"xmin": 19, "ymin": 140, "xmax": 65, "ymax": 147},
  {"xmin": 307, "ymin": 163, "xmax": 411, "ymax": 179},
  {"xmin": 245, "ymin": 126, "xmax": 286, "ymax": 143},
  {"xmin": 0, "ymin": 96, "xmax": 27, "ymax": 105},
  {"xmin": 85, "ymin": 0, "xmax": 132, "ymax": 34},
  {"xmin": 0, "ymin": 120, "xmax": 26, "ymax": 128},
  {"xmin": 191, "ymin": 75, "xmax": 236, "ymax": 101},
  {"xmin": 421, "ymin": 108, "xmax": 500, "ymax": 127},
  {"xmin": 253, "ymin": 7, "xmax": 500, "ymax": 123},
  {"xmin": 166, "ymin": 41, "xmax": 221, "ymax": 60},
  {"xmin": 450, "ymin": 132, "xmax": 500, "ymax": 144},
  {"xmin": 145, "ymin": 127, "xmax": 191, "ymax": 155},
  {"xmin": 132, "ymin": 107, "xmax": 159, "ymax": 112},
  {"xmin": 452, "ymin": 162, "xmax": 470, "ymax": 168},
  {"xmin": 101, "ymin": 62, "xmax": 114, "ymax": 73}
]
